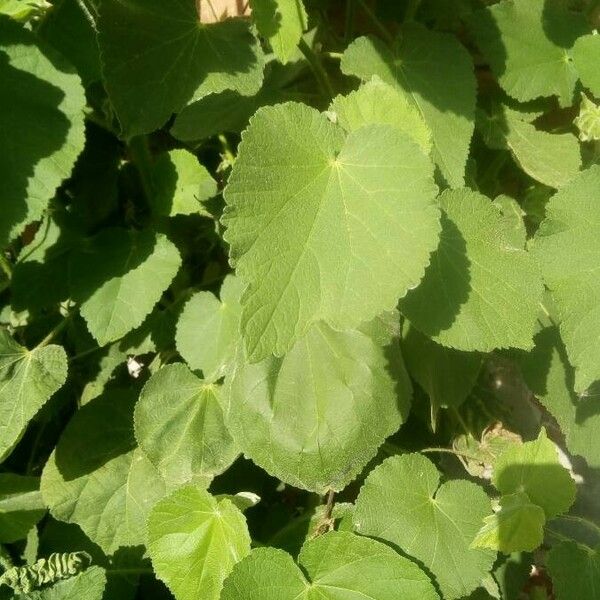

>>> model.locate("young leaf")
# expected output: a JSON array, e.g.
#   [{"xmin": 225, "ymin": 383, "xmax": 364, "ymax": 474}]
[
  {"xmin": 340, "ymin": 24, "xmax": 476, "ymax": 188},
  {"xmin": 531, "ymin": 166, "xmax": 600, "ymax": 393},
  {"xmin": 353, "ymin": 453, "xmax": 495, "ymax": 600},
  {"xmin": 249, "ymin": 0, "xmax": 307, "ymax": 64},
  {"xmin": 575, "ymin": 93, "xmax": 600, "ymax": 142},
  {"xmin": 0, "ymin": 474, "xmax": 45, "ymax": 543},
  {"xmin": 401, "ymin": 324, "xmax": 482, "ymax": 427},
  {"xmin": 471, "ymin": 492, "xmax": 545, "ymax": 553},
  {"xmin": 222, "ymin": 102, "xmax": 440, "ymax": 361},
  {"xmin": 329, "ymin": 77, "xmax": 432, "ymax": 154},
  {"xmin": 492, "ymin": 428, "xmax": 576, "ymax": 519},
  {"xmin": 572, "ymin": 34, "xmax": 600, "ymax": 97},
  {"xmin": 134, "ymin": 363, "xmax": 237, "ymax": 486},
  {"xmin": 226, "ymin": 314, "xmax": 412, "ymax": 493},
  {"xmin": 69, "ymin": 228, "xmax": 181, "ymax": 346},
  {"xmin": 150, "ymin": 149, "xmax": 217, "ymax": 218},
  {"xmin": 399, "ymin": 188, "xmax": 544, "ymax": 352},
  {"xmin": 147, "ymin": 485, "xmax": 251, "ymax": 600},
  {"xmin": 97, "ymin": 0, "xmax": 265, "ymax": 136},
  {"xmin": 469, "ymin": 0, "xmax": 588, "ymax": 105},
  {"xmin": 22, "ymin": 565, "xmax": 106, "ymax": 600},
  {"xmin": 0, "ymin": 16, "xmax": 85, "ymax": 248},
  {"xmin": 221, "ymin": 531, "xmax": 439, "ymax": 600},
  {"xmin": 513, "ymin": 326, "xmax": 600, "ymax": 469},
  {"xmin": 176, "ymin": 275, "xmax": 244, "ymax": 381},
  {"xmin": 41, "ymin": 390, "xmax": 169, "ymax": 555},
  {"xmin": 547, "ymin": 541, "xmax": 600, "ymax": 600},
  {"xmin": 0, "ymin": 330, "xmax": 68, "ymax": 461}
]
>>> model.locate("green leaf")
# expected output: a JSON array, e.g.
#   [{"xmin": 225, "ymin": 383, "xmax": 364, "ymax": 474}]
[
  {"xmin": 69, "ymin": 228, "xmax": 181, "ymax": 346},
  {"xmin": 249, "ymin": 0, "xmax": 307, "ymax": 63},
  {"xmin": 329, "ymin": 76, "xmax": 431, "ymax": 154},
  {"xmin": 401, "ymin": 324, "xmax": 481, "ymax": 428},
  {"xmin": 340, "ymin": 24, "xmax": 476, "ymax": 188},
  {"xmin": 37, "ymin": 0, "xmax": 101, "ymax": 86},
  {"xmin": 0, "ymin": 16, "xmax": 85, "ymax": 248},
  {"xmin": 471, "ymin": 492, "xmax": 545, "ymax": 553},
  {"xmin": 493, "ymin": 195, "xmax": 527, "ymax": 249},
  {"xmin": 547, "ymin": 542, "xmax": 600, "ymax": 600},
  {"xmin": 492, "ymin": 428, "xmax": 576, "ymax": 519},
  {"xmin": 22, "ymin": 565, "xmax": 106, "ymax": 600},
  {"xmin": 531, "ymin": 166, "xmax": 600, "ymax": 393},
  {"xmin": 575, "ymin": 93, "xmax": 600, "ymax": 142},
  {"xmin": 0, "ymin": 474, "xmax": 45, "ymax": 543},
  {"xmin": 147, "ymin": 485, "xmax": 251, "ymax": 600},
  {"xmin": 97, "ymin": 0, "xmax": 265, "ymax": 136},
  {"xmin": 513, "ymin": 326, "xmax": 600, "ymax": 469},
  {"xmin": 222, "ymin": 102, "xmax": 440, "ymax": 361},
  {"xmin": 353, "ymin": 453, "xmax": 495, "ymax": 600},
  {"xmin": 150, "ymin": 149, "xmax": 217, "ymax": 217},
  {"xmin": 221, "ymin": 531, "xmax": 440, "ymax": 600},
  {"xmin": 469, "ymin": 0, "xmax": 588, "ymax": 105},
  {"xmin": 226, "ymin": 314, "xmax": 412, "ymax": 493},
  {"xmin": 134, "ymin": 363, "xmax": 237, "ymax": 486},
  {"xmin": 176, "ymin": 275, "xmax": 244, "ymax": 381},
  {"xmin": 481, "ymin": 107, "xmax": 581, "ymax": 189},
  {"xmin": 0, "ymin": 330, "xmax": 68, "ymax": 461},
  {"xmin": 572, "ymin": 34, "xmax": 600, "ymax": 97},
  {"xmin": 399, "ymin": 188, "xmax": 544, "ymax": 352},
  {"xmin": 41, "ymin": 390, "xmax": 168, "ymax": 555}
]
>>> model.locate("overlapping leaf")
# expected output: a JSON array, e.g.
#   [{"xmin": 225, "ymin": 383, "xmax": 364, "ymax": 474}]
[
  {"xmin": 0, "ymin": 16, "xmax": 85, "ymax": 248},
  {"xmin": 492, "ymin": 428, "xmax": 575, "ymax": 519},
  {"xmin": 514, "ymin": 327, "xmax": 600, "ymax": 468},
  {"xmin": 0, "ymin": 474, "xmax": 45, "ymax": 542},
  {"xmin": 0, "ymin": 331, "xmax": 68, "ymax": 461},
  {"xmin": 69, "ymin": 228, "xmax": 181, "ymax": 346},
  {"xmin": 400, "ymin": 188, "xmax": 544, "ymax": 352},
  {"xmin": 532, "ymin": 166, "xmax": 600, "ymax": 393},
  {"xmin": 226, "ymin": 313, "xmax": 412, "ymax": 493},
  {"xmin": 134, "ymin": 364, "xmax": 237, "ymax": 485},
  {"xmin": 97, "ymin": 0, "xmax": 265, "ymax": 136},
  {"xmin": 547, "ymin": 542, "xmax": 600, "ymax": 600},
  {"xmin": 223, "ymin": 101, "xmax": 440, "ymax": 360},
  {"xmin": 341, "ymin": 24, "xmax": 476, "ymax": 188},
  {"xmin": 469, "ymin": 0, "xmax": 588, "ymax": 105},
  {"xmin": 353, "ymin": 453, "xmax": 495, "ymax": 599},
  {"xmin": 147, "ymin": 485, "xmax": 251, "ymax": 600},
  {"xmin": 221, "ymin": 531, "xmax": 439, "ymax": 600},
  {"xmin": 41, "ymin": 390, "xmax": 169, "ymax": 555},
  {"xmin": 250, "ymin": 0, "xmax": 307, "ymax": 63},
  {"xmin": 572, "ymin": 34, "xmax": 600, "ymax": 97},
  {"xmin": 176, "ymin": 275, "xmax": 244, "ymax": 380}
]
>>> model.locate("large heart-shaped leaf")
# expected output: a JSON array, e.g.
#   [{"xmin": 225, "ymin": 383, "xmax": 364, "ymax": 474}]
[{"xmin": 223, "ymin": 101, "xmax": 440, "ymax": 361}]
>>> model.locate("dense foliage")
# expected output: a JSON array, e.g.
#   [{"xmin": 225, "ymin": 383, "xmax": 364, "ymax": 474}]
[{"xmin": 1, "ymin": 0, "xmax": 599, "ymax": 598}]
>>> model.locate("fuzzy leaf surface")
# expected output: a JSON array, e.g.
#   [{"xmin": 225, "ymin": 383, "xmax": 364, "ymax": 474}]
[
  {"xmin": 134, "ymin": 364, "xmax": 237, "ymax": 486},
  {"xmin": 353, "ymin": 453, "xmax": 495, "ymax": 599},
  {"xmin": 223, "ymin": 102, "xmax": 440, "ymax": 360},
  {"xmin": 340, "ymin": 24, "xmax": 476, "ymax": 188},
  {"xmin": 400, "ymin": 188, "xmax": 543, "ymax": 352},
  {"xmin": 221, "ymin": 531, "xmax": 439, "ymax": 600},
  {"xmin": 226, "ymin": 314, "xmax": 412, "ymax": 493},
  {"xmin": 147, "ymin": 485, "xmax": 251, "ymax": 600}
]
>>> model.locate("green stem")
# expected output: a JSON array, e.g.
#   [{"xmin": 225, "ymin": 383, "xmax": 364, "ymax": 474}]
[
  {"xmin": 452, "ymin": 407, "xmax": 472, "ymax": 437},
  {"xmin": 324, "ymin": 51, "xmax": 343, "ymax": 60},
  {"xmin": 404, "ymin": 0, "xmax": 421, "ymax": 22},
  {"xmin": 298, "ymin": 38, "xmax": 335, "ymax": 100},
  {"xmin": 345, "ymin": 0, "xmax": 355, "ymax": 42},
  {"xmin": 0, "ymin": 253, "xmax": 12, "ymax": 279},
  {"xmin": 35, "ymin": 312, "xmax": 72, "ymax": 349},
  {"xmin": 75, "ymin": 0, "xmax": 98, "ymax": 31},
  {"xmin": 68, "ymin": 344, "xmax": 105, "ymax": 363},
  {"xmin": 128, "ymin": 136, "xmax": 155, "ymax": 203},
  {"xmin": 355, "ymin": 0, "xmax": 393, "ymax": 43}
]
